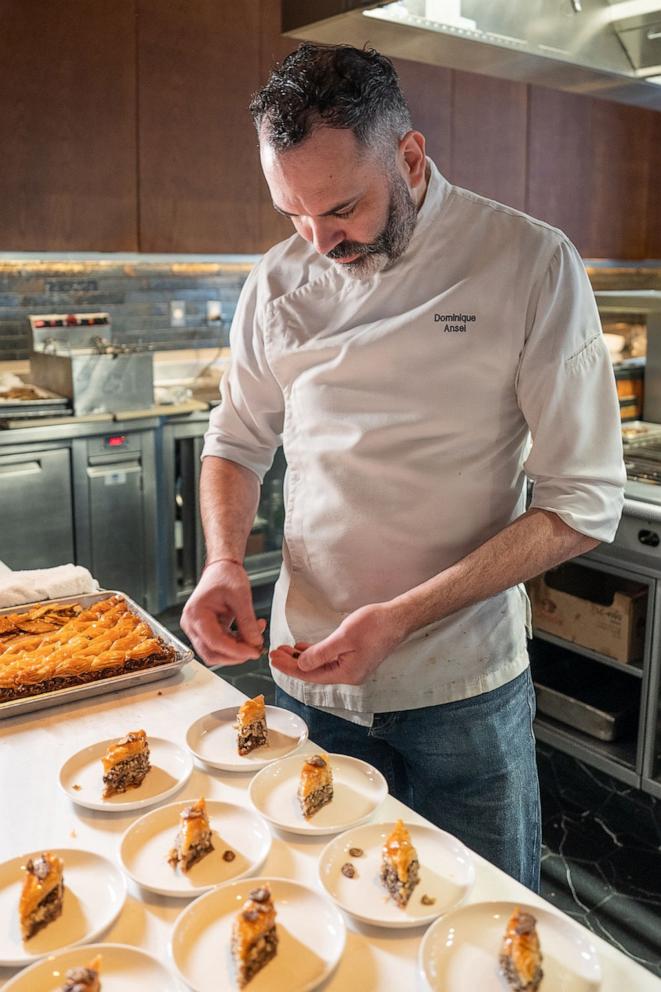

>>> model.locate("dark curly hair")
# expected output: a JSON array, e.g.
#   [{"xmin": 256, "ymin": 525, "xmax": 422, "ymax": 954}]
[{"xmin": 250, "ymin": 42, "xmax": 412, "ymax": 155}]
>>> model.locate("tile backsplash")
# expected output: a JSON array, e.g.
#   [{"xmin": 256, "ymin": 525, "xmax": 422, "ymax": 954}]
[{"xmin": 0, "ymin": 254, "xmax": 258, "ymax": 361}]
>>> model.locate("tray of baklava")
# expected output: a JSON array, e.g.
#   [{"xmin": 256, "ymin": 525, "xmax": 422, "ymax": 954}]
[{"xmin": 0, "ymin": 591, "xmax": 193, "ymax": 719}]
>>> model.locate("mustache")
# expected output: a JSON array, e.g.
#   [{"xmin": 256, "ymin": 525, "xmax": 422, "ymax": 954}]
[{"xmin": 326, "ymin": 241, "xmax": 382, "ymax": 260}]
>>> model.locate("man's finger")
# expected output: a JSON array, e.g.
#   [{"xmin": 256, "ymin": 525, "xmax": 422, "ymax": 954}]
[
  {"xmin": 297, "ymin": 638, "xmax": 354, "ymax": 672},
  {"xmin": 234, "ymin": 607, "xmax": 264, "ymax": 652},
  {"xmin": 191, "ymin": 612, "xmax": 262, "ymax": 663},
  {"xmin": 270, "ymin": 649, "xmax": 347, "ymax": 684}
]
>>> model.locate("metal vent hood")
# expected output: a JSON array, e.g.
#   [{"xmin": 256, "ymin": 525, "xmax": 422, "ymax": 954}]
[{"xmin": 282, "ymin": 1, "xmax": 661, "ymax": 110}]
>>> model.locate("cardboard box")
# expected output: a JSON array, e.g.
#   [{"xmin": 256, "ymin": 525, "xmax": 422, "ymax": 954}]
[{"xmin": 528, "ymin": 563, "xmax": 647, "ymax": 665}]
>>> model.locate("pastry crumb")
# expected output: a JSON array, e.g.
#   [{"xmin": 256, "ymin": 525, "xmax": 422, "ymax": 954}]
[
  {"xmin": 341, "ymin": 862, "xmax": 356, "ymax": 878},
  {"xmin": 222, "ymin": 849, "xmax": 236, "ymax": 862},
  {"xmin": 421, "ymin": 894, "xmax": 435, "ymax": 906},
  {"xmin": 348, "ymin": 847, "xmax": 364, "ymax": 858},
  {"xmin": 72, "ymin": 784, "xmax": 82, "ymax": 791}
]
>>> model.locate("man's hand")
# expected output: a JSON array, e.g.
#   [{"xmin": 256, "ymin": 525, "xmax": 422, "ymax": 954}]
[
  {"xmin": 269, "ymin": 602, "xmax": 405, "ymax": 685},
  {"xmin": 181, "ymin": 560, "xmax": 265, "ymax": 667}
]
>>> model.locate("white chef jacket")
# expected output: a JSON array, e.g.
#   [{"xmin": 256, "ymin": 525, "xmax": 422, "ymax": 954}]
[{"xmin": 202, "ymin": 158, "xmax": 625, "ymax": 718}]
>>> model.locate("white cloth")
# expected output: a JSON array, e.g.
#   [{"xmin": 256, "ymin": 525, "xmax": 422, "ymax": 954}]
[
  {"xmin": 202, "ymin": 158, "xmax": 626, "ymax": 717},
  {"xmin": 0, "ymin": 562, "xmax": 99, "ymax": 609}
]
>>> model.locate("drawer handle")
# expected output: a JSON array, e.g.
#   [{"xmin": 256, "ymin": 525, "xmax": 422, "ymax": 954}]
[
  {"xmin": 0, "ymin": 460, "xmax": 41, "ymax": 477},
  {"xmin": 86, "ymin": 461, "xmax": 141, "ymax": 478}
]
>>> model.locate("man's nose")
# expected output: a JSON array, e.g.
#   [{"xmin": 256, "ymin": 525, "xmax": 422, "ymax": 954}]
[{"xmin": 303, "ymin": 218, "xmax": 344, "ymax": 256}]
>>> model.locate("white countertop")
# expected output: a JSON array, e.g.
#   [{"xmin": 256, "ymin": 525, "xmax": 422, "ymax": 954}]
[{"xmin": 1, "ymin": 660, "xmax": 659, "ymax": 990}]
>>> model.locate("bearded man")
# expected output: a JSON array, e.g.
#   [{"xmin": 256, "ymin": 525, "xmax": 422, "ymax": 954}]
[{"xmin": 182, "ymin": 43, "xmax": 625, "ymax": 890}]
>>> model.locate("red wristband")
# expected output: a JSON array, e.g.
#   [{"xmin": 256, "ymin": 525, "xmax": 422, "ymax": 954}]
[{"xmin": 203, "ymin": 556, "xmax": 243, "ymax": 571}]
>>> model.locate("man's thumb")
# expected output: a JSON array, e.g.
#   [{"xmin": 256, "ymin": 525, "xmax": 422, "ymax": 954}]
[
  {"xmin": 297, "ymin": 636, "xmax": 343, "ymax": 672},
  {"xmin": 235, "ymin": 609, "xmax": 263, "ymax": 649}
]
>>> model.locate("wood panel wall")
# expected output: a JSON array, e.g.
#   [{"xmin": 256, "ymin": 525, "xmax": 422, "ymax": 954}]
[
  {"xmin": 137, "ymin": 0, "xmax": 261, "ymax": 253},
  {"xmin": 0, "ymin": 0, "xmax": 658, "ymax": 258},
  {"xmin": 0, "ymin": 0, "xmax": 138, "ymax": 251}
]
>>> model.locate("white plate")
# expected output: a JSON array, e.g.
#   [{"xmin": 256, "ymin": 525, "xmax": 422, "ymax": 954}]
[
  {"xmin": 59, "ymin": 735, "xmax": 193, "ymax": 812},
  {"xmin": 185, "ymin": 705, "xmax": 308, "ymax": 771},
  {"xmin": 0, "ymin": 849, "xmax": 127, "ymax": 967},
  {"xmin": 2, "ymin": 942, "xmax": 180, "ymax": 991},
  {"xmin": 249, "ymin": 752, "xmax": 388, "ymax": 835},
  {"xmin": 318, "ymin": 820, "xmax": 475, "ymax": 928},
  {"xmin": 419, "ymin": 900, "xmax": 603, "ymax": 992},
  {"xmin": 170, "ymin": 876, "xmax": 346, "ymax": 992},
  {"xmin": 119, "ymin": 799, "xmax": 272, "ymax": 898}
]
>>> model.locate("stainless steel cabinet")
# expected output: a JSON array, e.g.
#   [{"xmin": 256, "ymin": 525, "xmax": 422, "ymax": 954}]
[
  {"xmin": 0, "ymin": 446, "xmax": 75, "ymax": 569},
  {"xmin": 72, "ymin": 427, "xmax": 159, "ymax": 612}
]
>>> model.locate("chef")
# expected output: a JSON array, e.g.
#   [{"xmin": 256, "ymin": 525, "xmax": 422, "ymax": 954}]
[{"xmin": 182, "ymin": 42, "xmax": 625, "ymax": 890}]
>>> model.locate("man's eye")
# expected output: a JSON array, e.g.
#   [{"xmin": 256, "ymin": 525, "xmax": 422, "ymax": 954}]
[{"xmin": 336, "ymin": 207, "xmax": 356, "ymax": 219}]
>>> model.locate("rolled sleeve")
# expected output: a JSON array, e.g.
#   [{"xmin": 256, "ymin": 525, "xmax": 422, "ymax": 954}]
[
  {"xmin": 202, "ymin": 264, "xmax": 284, "ymax": 482},
  {"xmin": 516, "ymin": 238, "xmax": 625, "ymax": 542}
]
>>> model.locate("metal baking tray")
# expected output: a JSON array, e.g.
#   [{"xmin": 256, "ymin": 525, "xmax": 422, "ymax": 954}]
[
  {"xmin": 531, "ymin": 649, "xmax": 639, "ymax": 742},
  {"xmin": 0, "ymin": 590, "xmax": 193, "ymax": 720}
]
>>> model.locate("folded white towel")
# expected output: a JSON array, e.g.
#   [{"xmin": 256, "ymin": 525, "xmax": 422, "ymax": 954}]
[{"xmin": 0, "ymin": 563, "xmax": 99, "ymax": 610}]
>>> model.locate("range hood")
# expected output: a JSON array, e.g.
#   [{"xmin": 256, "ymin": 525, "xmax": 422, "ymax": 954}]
[{"xmin": 282, "ymin": 0, "xmax": 661, "ymax": 110}]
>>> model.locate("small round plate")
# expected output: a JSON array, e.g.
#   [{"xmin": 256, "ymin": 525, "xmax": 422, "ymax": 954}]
[
  {"xmin": 59, "ymin": 735, "xmax": 193, "ymax": 812},
  {"xmin": 2, "ymin": 942, "xmax": 180, "ymax": 991},
  {"xmin": 0, "ymin": 849, "xmax": 127, "ymax": 967},
  {"xmin": 169, "ymin": 876, "xmax": 346, "ymax": 992},
  {"xmin": 185, "ymin": 705, "xmax": 308, "ymax": 772},
  {"xmin": 249, "ymin": 752, "xmax": 388, "ymax": 836},
  {"xmin": 418, "ymin": 901, "xmax": 603, "ymax": 992},
  {"xmin": 119, "ymin": 799, "xmax": 272, "ymax": 898},
  {"xmin": 318, "ymin": 821, "xmax": 475, "ymax": 928}
]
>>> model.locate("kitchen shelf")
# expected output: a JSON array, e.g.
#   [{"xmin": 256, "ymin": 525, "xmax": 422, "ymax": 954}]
[
  {"xmin": 534, "ymin": 714, "xmax": 640, "ymax": 787},
  {"xmin": 532, "ymin": 629, "xmax": 643, "ymax": 678}
]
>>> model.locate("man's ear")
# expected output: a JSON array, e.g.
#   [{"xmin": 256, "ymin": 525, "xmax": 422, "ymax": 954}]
[{"xmin": 399, "ymin": 130, "xmax": 427, "ymax": 189}]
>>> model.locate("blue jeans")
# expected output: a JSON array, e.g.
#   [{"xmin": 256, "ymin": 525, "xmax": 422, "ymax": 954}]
[{"xmin": 276, "ymin": 667, "xmax": 541, "ymax": 892}]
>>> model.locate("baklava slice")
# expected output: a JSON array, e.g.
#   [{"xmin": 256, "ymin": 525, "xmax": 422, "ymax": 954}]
[
  {"xmin": 58, "ymin": 954, "xmax": 102, "ymax": 992},
  {"xmin": 101, "ymin": 729, "xmax": 151, "ymax": 798},
  {"xmin": 167, "ymin": 797, "xmax": 214, "ymax": 872},
  {"xmin": 235, "ymin": 694, "xmax": 269, "ymax": 755},
  {"xmin": 19, "ymin": 852, "xmax": 65, "ymax": 940},
  {"xmin": 298, "ymin": 754, "xmax": 333, "ymax": 818},
  {"xmin": 499, "ymin": 907, "xmax": 544, "ymax": 992},
  {"xmin": 380, "ymin": 820, "xmax": 420, "ymax": 908},
  {"xmin": 231, "ymin": 885, "xmax": 278, "ymax": 988}
]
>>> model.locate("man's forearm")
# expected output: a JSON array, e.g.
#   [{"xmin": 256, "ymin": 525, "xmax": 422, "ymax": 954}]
[
  {"xmin": 391, "ymin": 508, "xmax": 599, "ymax": 637},
  {"xmin": 200, "ymin": 456, "xmax": 260, "ymax": 562}
]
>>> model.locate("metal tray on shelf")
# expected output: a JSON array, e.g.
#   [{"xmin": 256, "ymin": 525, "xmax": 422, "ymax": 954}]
[
  {"xmin": 0, "ymin": 590, "xmax": 193, "ymax": 720},
  {"xmin": 531, "ymin": 650, "xmax": 639, "ymax": 742}
]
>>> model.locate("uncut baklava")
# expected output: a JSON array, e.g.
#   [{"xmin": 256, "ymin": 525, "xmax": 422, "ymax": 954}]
[{"xmin": 0, "ymin": 595, "xmax": 176, "ymax": 703}]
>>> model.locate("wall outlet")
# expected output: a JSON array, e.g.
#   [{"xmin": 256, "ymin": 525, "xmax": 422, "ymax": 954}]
[
  {"xmin": 170, "ymin": 300, "xmax": 186, "ymax": 327},
  {"xmin": 206, "ymin": 300, "xmax": 222, "ymax": 324}
]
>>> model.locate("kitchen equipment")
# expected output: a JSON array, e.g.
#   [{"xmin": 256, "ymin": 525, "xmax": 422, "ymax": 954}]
[
  {"xmin": 28, "ymin": 312, "xmax": 154, "ymax": 415},
  {"xmin": 0, "ymin": 382, "xmax": 70, "ymax": 423}
]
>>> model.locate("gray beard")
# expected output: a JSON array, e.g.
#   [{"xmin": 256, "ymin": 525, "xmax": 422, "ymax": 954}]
[{"xmin": 326, "ymin": 171, "xmax": 418, "ymax": 281}]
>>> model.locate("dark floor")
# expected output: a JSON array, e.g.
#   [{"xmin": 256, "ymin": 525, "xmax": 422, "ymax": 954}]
[{"xmin": 159, "ymin": 605, "xmax": 661, "ymax": 976}]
